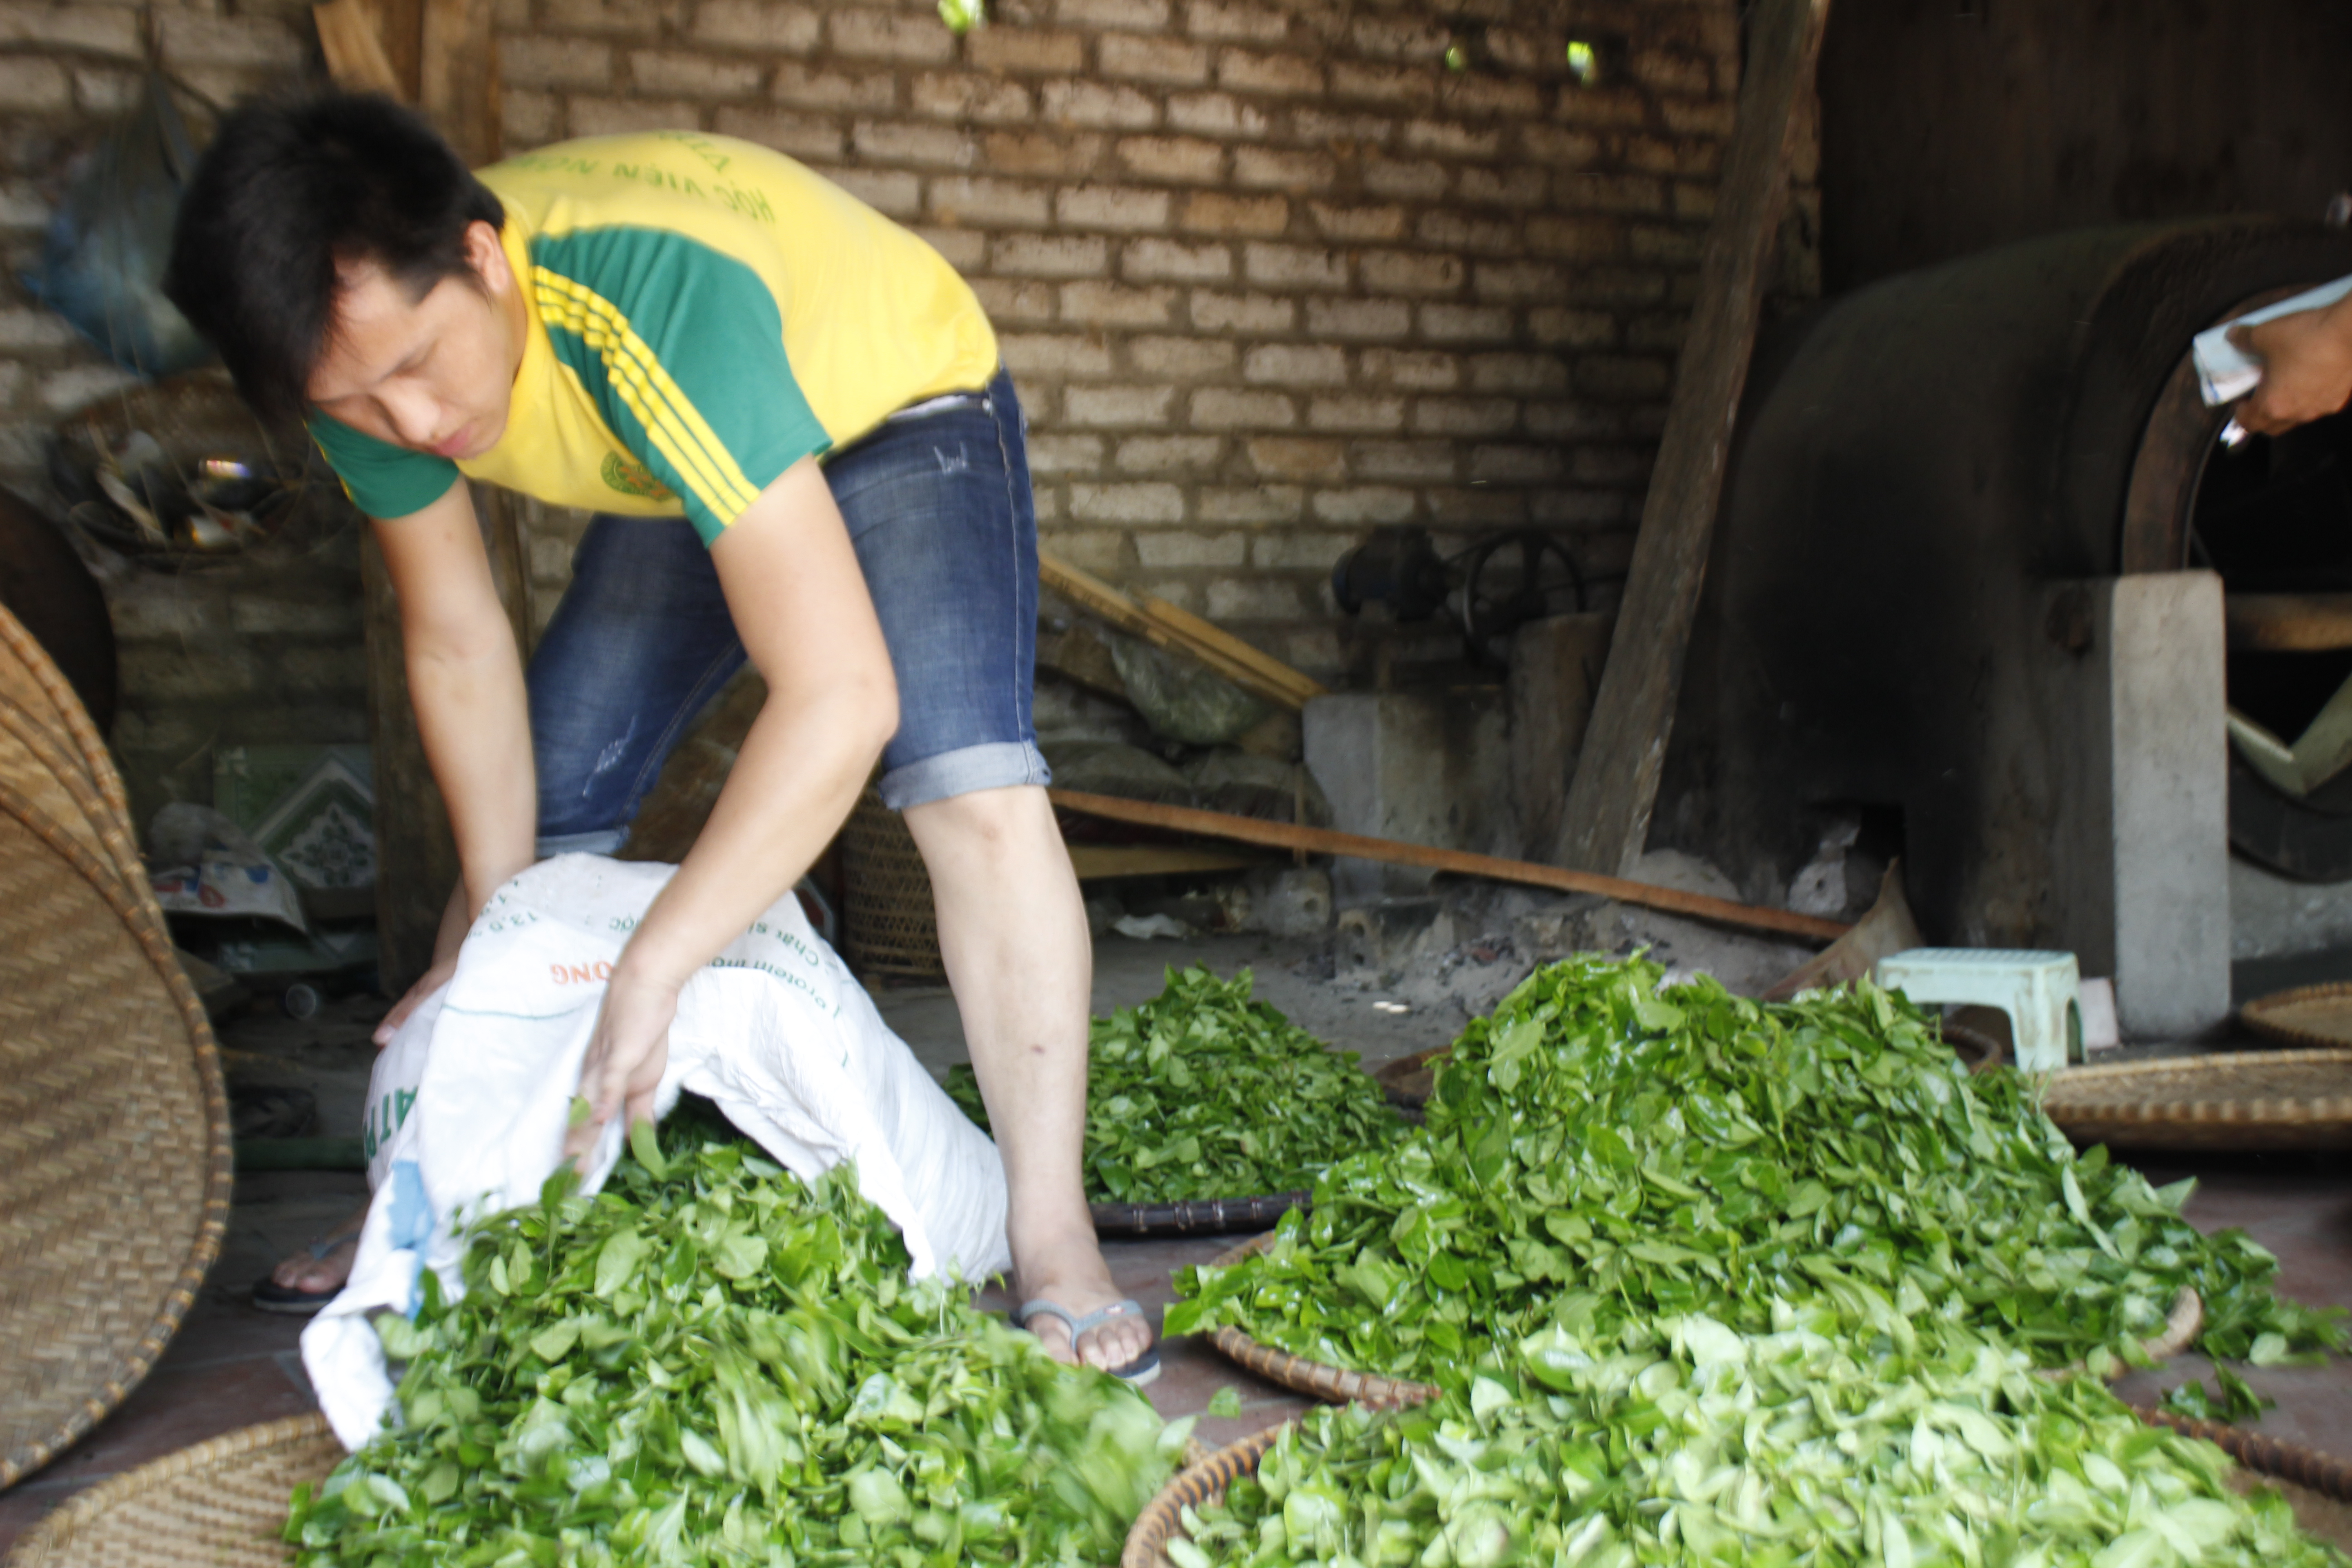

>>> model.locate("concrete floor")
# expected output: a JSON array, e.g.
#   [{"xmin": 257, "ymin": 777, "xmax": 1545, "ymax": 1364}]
[{"xmin": 1, "ymin": 932, "xmax": 2347, "ymax": 1552}]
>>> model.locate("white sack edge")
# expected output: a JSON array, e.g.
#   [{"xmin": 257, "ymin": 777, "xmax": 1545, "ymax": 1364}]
[
  {"xmin": 304, "ymin": 854, "xmax": 1011, "ymax": 1450},
  {"xmin": 2192, "ymin": 273, "xmax": 2352, "ymax": 406}
]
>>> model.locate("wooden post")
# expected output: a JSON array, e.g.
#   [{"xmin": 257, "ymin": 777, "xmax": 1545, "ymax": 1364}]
[
  {"xmin": 361, "ymin": 533, "xmax": 461, "ymax": 992},
  {"xmin": 1552, "ymin": 0, "xmax": 1831, "ymax": 876}
]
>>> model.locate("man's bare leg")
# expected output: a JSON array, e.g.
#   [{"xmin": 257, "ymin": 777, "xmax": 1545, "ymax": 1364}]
[{"xmin": 902, "ymin": 784, "xmax": 1151, "ymax": 1374}]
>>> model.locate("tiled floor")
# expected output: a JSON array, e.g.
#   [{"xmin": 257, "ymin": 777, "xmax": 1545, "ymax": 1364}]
[{"xmin": 3, "ymin": 951, "xmax": 2347, "ymax": 1555}]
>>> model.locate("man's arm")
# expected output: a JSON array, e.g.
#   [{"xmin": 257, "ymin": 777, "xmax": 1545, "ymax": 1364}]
[
  {"xmin": 569, "ymin": 455, "xmax": 898, "ymax": 1147},
  {"xmin": 2233, "ymin": 296, "xmax": 2352, "ymax": 435},
  {"xmin": 371, "ymin": 478, "xmax": 539, "ymax": 945}
]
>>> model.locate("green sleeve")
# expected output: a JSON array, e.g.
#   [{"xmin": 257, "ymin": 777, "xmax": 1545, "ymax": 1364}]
[
  {"xmin": 307, "ymin": 415, "xmax": 463, "ymax": 519},
  {"xmin": 529, "ymin": 226, "xmax": 830, "ymax": 547}
]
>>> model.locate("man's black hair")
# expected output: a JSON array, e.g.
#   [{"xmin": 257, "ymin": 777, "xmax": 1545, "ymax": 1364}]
[{"xmin": 164, "ymin": 89, "xmax": 504, "ymax": 426}]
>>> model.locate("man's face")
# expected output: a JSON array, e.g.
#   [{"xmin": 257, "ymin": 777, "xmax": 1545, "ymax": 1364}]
[{"xmin": 306, "ymin": 220, "xmax": 522, "ymax": 461}]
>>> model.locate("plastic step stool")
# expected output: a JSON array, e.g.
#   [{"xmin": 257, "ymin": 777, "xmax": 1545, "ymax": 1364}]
[{"xmin": 1872, "ymin": 949, "xmax": 2083, "ymax": 1072}]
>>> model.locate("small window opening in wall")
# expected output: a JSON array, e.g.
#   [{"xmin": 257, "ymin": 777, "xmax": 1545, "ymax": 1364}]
[{"xmin": 1564, "ymin": 39, "xmax": 1599, "ymax": 85}]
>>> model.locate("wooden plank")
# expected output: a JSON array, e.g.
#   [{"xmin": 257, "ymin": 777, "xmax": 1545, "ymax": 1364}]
[
  {"xmin": 477, "ymin": 484, "xmax": 533, "ymax": 660},
  {"xmin": 2225, "ymin": 593, "xmax": 2352, "ymax": 652},
  {"xmin": 1553, "ymin": 0, "xmax": 1832, "ymax": 876},
  {"xmin": 312, "ymin": 0, "xmax": 404, "ymax": 95},
  {"xmin": 1038, "ymin": 552, "xmax": 1323, "ymax": 711},
  {"xmin": 1066, "ymin": 844, "xmax": 1271, "ymax": 880},
  {"xmin": 361, "ymin": 531, "xmax": 460, "ymax": 994},
  {"xmin": 420, "ymin": 0, "xmax": 501, "ymax": 168},
  {"xmin": 1051, "ymin": 788, "xmax": 1848, "ymax": 944}
]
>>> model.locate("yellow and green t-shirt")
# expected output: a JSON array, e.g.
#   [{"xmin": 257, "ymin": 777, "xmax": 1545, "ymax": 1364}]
[{"xmin": 309, "ymin": 131, "xmax": 1000, "ymax": 545}]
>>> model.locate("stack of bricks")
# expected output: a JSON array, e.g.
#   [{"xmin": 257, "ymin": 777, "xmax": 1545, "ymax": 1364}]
[{"xmin": 494, "ymin": 0, "xmax": 1749, "ymax": 678}]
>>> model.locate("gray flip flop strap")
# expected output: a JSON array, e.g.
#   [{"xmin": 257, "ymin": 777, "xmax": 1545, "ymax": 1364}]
[{"xmin": 1017, "ymin": 1297, "xmax": 1149, "ymax": 1342}]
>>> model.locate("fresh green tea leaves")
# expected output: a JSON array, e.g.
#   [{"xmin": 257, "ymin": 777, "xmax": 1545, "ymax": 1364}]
[{"xmin": 948, "ymin": 965, "xmax": 1402, "ymax": 1204}]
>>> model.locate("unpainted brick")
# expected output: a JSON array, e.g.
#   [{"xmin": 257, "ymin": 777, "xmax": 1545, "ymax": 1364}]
[
  {"xmin": 1059, "ymin": 0, "xmax": 1172, "ymax": 31},
  {"xmin": 1026, "ymin": 432, "xmax": 1107, "ymax": 474},
  {"xmin": 984, "ymin": 130, "xmax": 1107, "ymax": 177},
  {"xmin": 1458, "ymin": 167, "xmax": 1549, "ymax": 208},
  {"xmin": 632, "ymin": 50, "xmax": 764, "ymax": 98},
  {"xmin": 1402, "ymin": 118, "xmax": 1501, "ymax": 160},
  {"xmin": 1129, "ymin": 333, "xmax": 1238, "ymax": 376},
  {"xmin": 1244, "ymin": 436, "xmax": 1343, "ymax": 480},
  {"xmin": 1577, "ymin": 353, "xmax": 1671, "ymax": 401},
  {"xmin": 157, "ymin": 12, "xmax": 302, "ymax": 69},
  {"xmin": 1244, "ymin": 241, "xmax": 1347, "ymax": 293},
  {"xmin": 1361, "ymin": 157, "xmax": 1448, "ymax": 201},
  {"xmin": 1292, "ymin": 108, "xmax": 1400, "ymax": 145},
  {"xmin": 1429, "ymin": 486, "xmax": 1532, "ymax": 527},
  {"xmin": 230, "ymin": 598, "xmax": 363, "ymax": 638},
  {"xmin": 1412, "ymin": 396, "xmax": 1518, "ymax": 436},
  {"xmin": 1184, "ymin": 0, "xmax": 1288, "ymax": 42},
  {"xmin": 966, "ymin": 27, "xmax": 1086, "ymax": 73},
  {"xmin": 1208, "ymin": 578, "xmax": 1314, "ymax": 621},
  {"xmin": 1347, "ymin": 15, "xmax": 1448, "ymax": 60},
  {"xmin": 1250, "ymin": 529, "xmax": 1353, "ymax": 569},
  {"xmin": 0, "ymin": 317, "xmax": 69, "ymax": 358},
  {"xmin": 1629, "ymin": 222, "xmax": 1705, "ymax": 266},
  {"xmin": 1117, "ymin": 135, "xmax": 1227, "ymax": 184},
  {"xmin": 1530, "ymin": 489, "xmax": 1631, "ymax": 528},
  {"xmin": 1527, "ymin": 307, "xmax": 1617, "ymax": 348},
  {"xmin": 1063, "ymin": 383, "xmax": 1177, "ymax": 426},
  {"xmin": 570, "ymin": 97, "xmax": 707, "ymax": 136},
  {"xmin": 1308, "ymin": 394, "xmax": 1405, "ymax": 433},
  {"xmin": 0, "ymin": 3, "xmax": 141, "ymax": 57},
  {"xmin": 1100, "ymin": 33, "xmax": 1210, "ymax": 83},
  {"xmin": 1625, "ymin": 311, "xmax": 1689, "ymax": 354},
  {"xmin": 1520, "ymin": 124, "xmax": 1602, "ymax": 167},
  {"xmin": 1116, "ymin": 435, "xmax": 1224, "ymax": 473},
  {"xmin": 692, "ymin": 0, "xmax": 821, "ymax": 49},
  {"xmin": 770, "ymin": 61, "xmax": 899, "ymax": 112},
  {"xmin": 995, "ymin": 233, "xmax": 1112, "ymax": 277},
  {"xmin": 1309, "ymin": 486, "xmax": 1415, "ymax": 524},
  {"xmin": 504, "ymin": 89, "xmax": 564, "ymax": 147},
  {"xmin": 1166, "ymin": 90, "xmax": 1271, "ymax": 139},
  {"xmin": 1469, "ymin": 444, "xmax": 1559, "ymax": 483},
  {"xmin": 1200, "ymin": 484, "xmax": 1302, "ymax": 523},
  {"xmin": 74, "ymin": 65, "xmax": 137, "ymax": 116},
  {"xmin": 1473, "ymin": 260, "xmax": 1567, "ymax": 302},
  {"xmin": 1621, "ymin": 132, "xmax": 1721, "ymax": 178},
  {"xmin": 1179, "ymin": 191, "xmax": 1288, "ymax": 236},
  {"xmin": 1042, "ymin": 80, "xmax": 1161, "ymax": 129},
  {"xmin": 1524, "ymin": 214, "xmax": 1625, "ymax": 261},
  {"xmin": 714, "ymin": 106, "xmax": 847, "ymax": 159},
  {"xmin": 1446, "ymin": 74, "xmax": 1544, "ymax": 119},
  {"xmin": 1216, "ymin": 48, "xmax": 1323, "ymax": 95},
  {"xmin": 1359, "ymin": 250, "xmax": 1462, "ymax": 296},
  {"xmin": 1032, "ymin": 485, "xmax": 1066, "ymax": 522},
  {"xmin": 1421, "ymin": 303, "xmax": 1516, "ymax": 343},
  {"xmin": 911, "ymin": 73, "xmax": 1036, "ymax": 122},
  {"xmin": 1307, "ymin": 203, "xmax": 1406, "ymax": 243},
  {"xmin": 1627, "ymin": 45, "xmax": 1713, "ymax": 97},
  {"xmin": 1572, "ymin": 444, "xmax": 1654, "ymax": 484},
  {"xmin": 1062, "ymin": 279, "xmax": 1180, "ymax": 325},
  {"xmin": 1658, "ymin": 96, "xmax": 1735, "ymax": 138},
  {"xmin": 1415, "ymin": 210, "xmax": 1519, "ymax": 256},
  {"xmin": 917, "ymin": 225, "xmax": 989, "ymax": 269},
  {"xmin": 1348, "ymin": 437, "xmax": 1456, "ymax": 480},
  {"xmin": 1189, "ymin": 289, "xmax": 1295, "ymax": 333},
  {"xmin": 42, "ymin": 362, "xmax": 141, "ymax": 414},
  {"xmin": 1124, "ymin": 236, "xmax": 1232, "ymax": 282},
  {"xmin": 1564, "ymin": 267, "xmax": 1666, "ymax": 306},
  {"xmin": 1191, "ymin": 387, "xmax": 1296, "ymax": 429},
  {"xmin": 1039, "ymin": 526, "xmax": 1127, "ymax": 570},
  {"xmin": 1244, "ymin": 343, "xmax": 1346, "ymax": 387},
  {"xmin": 1135, "ymin": 529, "xmax": 1246, "ymax": 567},
  {"xmin": 930, "ymin": 175, "xmax": 1051, "ymax": 227},
  {"xmin": 831, "ymin": 9, "xmax": 956, "ymax": 61},
  {"xmin": 1058, "ymin": 184, "xmax": 1171, "ymax": 231},
  {"xmin": 1304, "ymin": 297, "xmax": 1411, "ymax": 341},
  {"xmin": 1466, "ymin": 352, "xmax": 1568, "ymax": 394},
  {"xmin": 1071, "ymin": 481, "xmax": 1186, "ymax": 523},
  {"xmin": 1551, "ymin": 84, "xmax": 1650, "ymax": 129},
  {"xmin": 172, "ymin": 64, "xmax": 285, "ymax": 109},
  {"xmin": 500, "ymin": 35, "xmax": 615, "ymax": 88},
  {"xmin": 1358, "ymin": 348, "xmax": 1457, "ymax": 389},
  {"xmin": 541, "ymin": 0, "xmax": 673, "ymax": 34},
  {"xmin": 833, "ymin": 166, "xmax": 924, "ymax": 216},
  {"xmin": 855, "ymin": 119, "xmax": 977, "ymax": 168},
  {"xmin": 1673, "ymin": 181, "xmax": 1717, "ymax": 221},
  {"xmin": 1233, "ymin": 146, "xmax": 1335, "ymax": 192},
  {"xmin": 1328, "ymin": 61, "xmax": 1431, "ymax": 108}
]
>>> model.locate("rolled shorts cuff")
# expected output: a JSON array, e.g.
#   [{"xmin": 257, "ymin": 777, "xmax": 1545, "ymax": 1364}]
[
  {"xmin": 878, "ymin": 740, "xmax": 1053, "ymax": 813},
  {"xmin": 539, "ymin": 827, "xmax": 629, "ymax": 858}
]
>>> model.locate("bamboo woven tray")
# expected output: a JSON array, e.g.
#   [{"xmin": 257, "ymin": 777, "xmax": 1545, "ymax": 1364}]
[
  {"xmin": 0, "ymin": 766, "xmax": 232, "ymax": 1489},
  {"xmin": 1091, "ymin": 1191, "xmax": 1311, "ymax": 1238},
  {"xmin": 1196, "ymin": 1236, "xmax": 2201, "ymax": 1407},
  {"xmin": 1123, "ymin": 1409, "xmax": 2352, "ymax": 1568},
  {"xmin": 2241, "ymin": 984, "xmax": 2352, "ymax": 1050},
  {"xmin": 2041, "ymin": 1049, "xmax": 2352, "ymax": 1152}
]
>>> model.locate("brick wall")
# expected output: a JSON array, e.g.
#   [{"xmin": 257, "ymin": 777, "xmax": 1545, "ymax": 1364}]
[{"xmin": 490, "ymin": 0, "xmax": 1753, "ymax": 679}]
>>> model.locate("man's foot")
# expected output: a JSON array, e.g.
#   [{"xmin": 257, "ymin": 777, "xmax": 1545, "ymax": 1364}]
[
  {"xmin": 1013, "ymin": 1237, "xmax": 1156, "ymax": 1377},
  {"xmin": 251, "ymin": 1208, "xmax": 365, "ymax": 1314},
  {"xmin": 1018, "ymin": 1298, "xmax": 1160, "ymax": 1386}
]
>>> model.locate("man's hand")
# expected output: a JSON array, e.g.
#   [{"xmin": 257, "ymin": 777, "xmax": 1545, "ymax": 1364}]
[
  {"xmin": 2232, "ymin": 301, "xmax": 2352, "ymax": 435},
  {"xmin": 564, "ymin": 965, "xmax": 682, "ymax": 1166}
]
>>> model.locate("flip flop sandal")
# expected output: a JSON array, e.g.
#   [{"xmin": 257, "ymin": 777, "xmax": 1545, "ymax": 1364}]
[
  {"xmin": 251, "ymin": 1233, "xmax": 357, "ymax": 1315},
  {"xmin": 1017, "ymin": 1297, "xmax": 1161, "ymax": 1387}
]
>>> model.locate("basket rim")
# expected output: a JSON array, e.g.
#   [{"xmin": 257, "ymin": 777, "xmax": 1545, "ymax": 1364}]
[
  {"xmin": 2041, "ymin": 1047, "xmax": 2352, "ymax": 1127},
  {"xmin": 0, "ymin": 609, "xmax": 129, "ymax": 831},
  {"xmin": 0, "ymin": 772, "xmax": 235, "ymax": 1493},
  {"xmin": 1196, "ymin": 1232, "xmax": 1444, "ymax": 1408},
  {"xmin": 1090, "ymin": 1191, "xmax": 1313, "ymax": 1239},
  {"xmin": 2239, "ymin": 984, "xmax": 2352, "ymax": 1051},
  {"xmin": 3, "ymin": 1413, "xmax": 336, "ymax": 1566}
]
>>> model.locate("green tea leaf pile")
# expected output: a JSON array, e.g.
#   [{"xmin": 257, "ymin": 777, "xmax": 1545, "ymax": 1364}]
[
  {"xmin": 285, "ymin": 1119, "xmax": 1185, "ymax": 1566},
  {"xmin": 947, "ymin": 965, "xmax": 1402, "ymax": 1204},
  {"xmin": 1169, "ymin": 955, "xmax": 2343, "ymax": 1384},
  {"xmin": 1173, "ymin": 1295, "xmax": 2345, "ymax": 1568}
]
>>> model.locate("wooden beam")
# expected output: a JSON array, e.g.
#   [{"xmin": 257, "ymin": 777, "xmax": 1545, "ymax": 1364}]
[
  {"xmin": 2225, "ymin": 593, "xmax": 2352, "ymax": 652},
  {"xmin": 361, "ymin": 532, "xmax": 460, "ymax": 994},
  {"xmin": 1051, "ymin": 788, "xmax": 1848, "ymax": 944},
  {"xmin": 1039, "ymin": 552, "xmax": 1324, "ymax": 711},
  {"xmin": 1066, "ymin": 844, "xmax": 1273, "ymax": 880},
  {"xmin": 1553, "ymin": 0, "xmax": 1832, "ymax": 875},
  {"xmin": 420, "ymin": 0, "xmax": 501, "ymax": 168},
  {"xmin": 312, "ymin": 0, "xmax": 404, "ymax": 96}
]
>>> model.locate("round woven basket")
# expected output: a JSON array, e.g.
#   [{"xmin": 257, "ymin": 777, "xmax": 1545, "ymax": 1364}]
[
  {"xmin": 3, "ymin": 1413, "xmax": 342, "ymax": 1568},
  {"xmin": 2240, "ymin": 983, "xmax": 2352, "ymax": 1050},
  {"xmin": 1122, "ymin": 1410, "xmax": 2352, "ymax": 1568},
  {"xmin": 838, "ymin": 788, "xmax": 946, "ymax": 984},
  {"xmin": 0, "ymin": 608, "xmax": 129, "ymax": 832},
  {"xmin": 0, "ymin": 773, "xmax": 232, "ymax": 1490},
  {"xmin": 2040, "ymin": 1048, "xmax": 2352, "ymax": 1152},
  {"xmin": 1090, "ymin": 1190, "xmax": 1311, "ymax": 1239}
]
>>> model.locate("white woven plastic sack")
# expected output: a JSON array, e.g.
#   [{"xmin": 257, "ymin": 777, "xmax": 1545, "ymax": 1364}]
[{"xmin": 304, "ymin": 853, "xmax": 1010, "ymax": 1449}]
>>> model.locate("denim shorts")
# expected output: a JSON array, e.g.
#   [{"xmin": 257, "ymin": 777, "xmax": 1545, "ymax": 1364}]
[{"xmin": 527, "ymin": 366, "xmax": 1049, "ymax": 853}]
